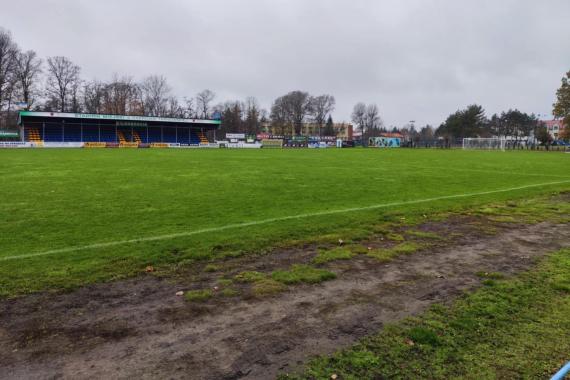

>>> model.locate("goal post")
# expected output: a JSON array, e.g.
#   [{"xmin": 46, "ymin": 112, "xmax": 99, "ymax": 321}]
[{"xmin": 462, "ymin": 137, "xmax": 506, "ymax": 151}]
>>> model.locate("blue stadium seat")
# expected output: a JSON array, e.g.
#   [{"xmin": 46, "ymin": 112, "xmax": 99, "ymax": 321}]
[
  {"xmin": 148, "ymin": 127, "xmax": 162, "ymax": 142},
  {"xmin": 162, "ymin": 127, "xmax": 177, "ymax": 143},
  {"xmin": 190, "ymin": 130, "xmax": 201, "ymax": 145},
  {"xmin": 44, "ymin": 124, "xmax": 63, "ymax": 142},
  {"xmin": 178, "ymin": 128, "xmax": 190, "ymax": 144},
  {"xmin": 64, "ymin": 126, "xmax": 82, "ymax": 142},
  {"xmin": 82, "ymin": 126, "xmax": 99, "ymax": 142},
  {"xmin": 100, "ymin": 126, "xmax": 116, "ymax": 142}
]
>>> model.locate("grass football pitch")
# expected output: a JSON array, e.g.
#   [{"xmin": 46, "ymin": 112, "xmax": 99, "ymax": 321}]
[{"xmin": 0, "ymin": 148, "xmax": 568, "ymax": 297}]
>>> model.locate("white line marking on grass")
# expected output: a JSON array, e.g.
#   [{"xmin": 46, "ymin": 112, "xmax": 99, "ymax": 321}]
[{"xmin": 2, "ymin": 179, "xmax": 570, "ymax": 262}]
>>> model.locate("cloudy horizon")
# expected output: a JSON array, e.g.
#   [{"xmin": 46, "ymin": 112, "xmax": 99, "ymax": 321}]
[{"xmin": 1, "ymin": 0, "xmax": 569, "ymax": 127}]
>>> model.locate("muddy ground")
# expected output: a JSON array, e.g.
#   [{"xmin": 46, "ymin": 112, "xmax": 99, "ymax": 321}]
[{"xmin": 0, "ymin": 215, "xmax": 569, "ymax": 379}]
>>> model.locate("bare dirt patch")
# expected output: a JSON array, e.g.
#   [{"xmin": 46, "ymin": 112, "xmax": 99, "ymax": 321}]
[{"xmin": 1, "ymin": 218, "xmax": 569, "ymax": 379}]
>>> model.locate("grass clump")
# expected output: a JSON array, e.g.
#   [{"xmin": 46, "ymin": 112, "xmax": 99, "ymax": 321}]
[
  {"xmin": 289, "ymin": 248, "xmax": 570, "ymax": 380},
  {"xmin": 408, "ymin": 326, "xmax": 441, "ymax": 346},
  {"xmin": 488, "ymin": 215, "xmax": 518, "ymax": 223},
  {"xmin": 406, "ymin": 230, "xmax": 443, "ymax": 240},
  {"xmin": 184, "ymin": 289, "xmax": 213, "ymax": 302},
  {"xmin": 217, "ymin": 278, "xmax": 233, "ymax": 286},
  {"xmin": 313, "ymin": 248, "xmax": 354, "ymax": 264},
  {"xmin": 235, "ymin": 271, "xmax": 266, "ymax": 283},
  {"xmin": 203, "ymin": 263, "xmax": 220, "ymax": 272},
  {"xmin": 252, "ymin": 278, "xmax": 287, "ymax": 297},
  {"xmin": 348, "ymin": 245, "xmax": 371, "ymax": 255},
  {"xmin": 220, "ymin": 288, "xmax": 239, "ymax": 297},
  {"xmin": 272, "ymin": 264, "xmax": 336, "ymax": 285},
  {"xmin": 476, "ymin": 271, "xmax": 506, "ymax": 280},
  {"xmin": 385, "ymin": 233, "xmax": 405, "ymax": 242},
  {"xmin": 367, "ymin": 242, "xmax": 421, "ymax": 262}
]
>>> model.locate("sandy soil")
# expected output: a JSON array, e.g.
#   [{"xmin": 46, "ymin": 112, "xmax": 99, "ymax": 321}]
[{"xmin": 1, "ymin": 219, "xmax": 569, "ymax": 380}]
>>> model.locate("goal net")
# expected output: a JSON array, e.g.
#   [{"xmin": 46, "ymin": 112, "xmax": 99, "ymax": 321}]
[{"xmin": 462, "ymin": 138, "xmax": 506, "ymax": 151}]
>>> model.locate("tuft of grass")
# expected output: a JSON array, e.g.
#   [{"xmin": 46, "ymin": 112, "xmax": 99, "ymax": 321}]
[
  {"xmin": 313, "ymin": 248, "xmax": 354, "ymax": 264},
  {"xmin": 367, "ymin": 242, "xmax": 421, "ymax": 262},
  {"xmin": 220, "ymin": 288, "xmax": 239, "ymax": 297},
  {"xmin": 385, "ymin": 233, "xmax": 405, "ymax": 242},
  {"xmin": 217, "ymin": 278, "xmax": 233, "ymax": 287},
  {"xmin": 348, "ymin": 244, "xmax": 370, "ymax": 255},
  {"xmin": 203, "ymin": 263, "xmax": 220, "ymax": 272},
  {"xmin": 406, "ymin": 230, "xmax": 443, "ymax": 240},
  {"xmin": 488, "ymin": 215, "xmax": 518, "ymax": 223},
  {"xmin": 184, "ymin": 289, "xmax": 213, "ymax": 302},
  {"xmin": 272, "ymin": 264, "xmax": 336, "ymax": 285},
  {"xmin": 408, "ymin": 326, "xmax": 441, "ymax": 346},
  {"xmin": 252, "ymin": 278, "xmax": 287, "ymax": 297},
  {"xmin": 235, "ymin": 271, "xmax": 266, "ymax": 283},
  {"xmin": 476, "ymin": 271, "xmax": 506, "ymax": 280},
  {"xmin": 289, "ymin": 248, "xmax": 570, "ymax": 380}
]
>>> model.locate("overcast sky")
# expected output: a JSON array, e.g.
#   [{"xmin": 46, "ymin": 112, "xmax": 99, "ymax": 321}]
[{"xmin": 1, "ymin": 0, "xmax": 569, "ymax": 126}]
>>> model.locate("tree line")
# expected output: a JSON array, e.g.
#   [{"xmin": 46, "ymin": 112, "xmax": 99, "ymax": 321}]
[
  {"xmin": 0, "ymin": 28, "xmax": 222, "ymax": 129},
  {"xmin": 1, "ymin": 26, "xmax": 569, "ymax": 142},
  {"xmin": 435, "ymin": 103, "xmax": 568, "ymax": 145},
  {"xmin": 0, "ymin": 27, "xmax": 339, "ymax": 137}
]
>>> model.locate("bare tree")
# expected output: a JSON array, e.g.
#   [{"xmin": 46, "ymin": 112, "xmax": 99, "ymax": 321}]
[
  {"xmin": 140, "ymin": 75, "xmax": 171, "ymax": 116},
  {"xmin": 69, "ymin": 78, "xmax": 83, "ymax": 113},
  {"xmin": 270, "ymin": 96, "xmax": 289, "ymax": 135},
  {"xmin": 310, "ymin": 94, "xmax": 335, "ymax": 134},
  {"xmin": 83, "ymin": 80, "xmax": 106, "ymax": 114},
  {"xmin": 46, "ymin": 56, "xmax": 81, "ymax": 112},
  {"xmin": 183, "ymin": 97, "xmax": 195, "ymax": 118},
  {"xmin": 196, "ymin": 89, "xmax": 215, "ymax": 118},
  {"xmin": 244, "ymin": 96, "xmax": 262, "ymax": 135},
  {"xmin": 0, "ymin": 28, "xmax": 18, "ymax": 121},
  {"xmin": 101, "ymin": 75, "xmax": 140, "ymax": 115},
  {"xmin": 351, "ymin": 102, "xmax": 367, "ymax": 137},
  {"xmin": 270, "ymin": 91, "xmax": 312, "ymax": 135},
  {"xmin": 165, "ymin": 96, "xmax": 185, "ymax": 118},
  {"xmin": 13, "ymin": 50, "xmax": 42, "ymax": 110},
  {"xmin": 365, "ymin": 104, "xmax": 382, "ymax": 136}
]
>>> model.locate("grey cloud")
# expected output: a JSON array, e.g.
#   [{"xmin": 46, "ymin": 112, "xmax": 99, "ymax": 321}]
[{"xmin": 1, "ymin": 0, "xmax": 568, "ymax": 126}]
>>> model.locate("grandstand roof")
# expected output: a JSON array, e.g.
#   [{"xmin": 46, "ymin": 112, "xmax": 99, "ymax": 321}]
[{"xmin": 18, "ymin": 111, "xmax": 221, "ymax": 128}]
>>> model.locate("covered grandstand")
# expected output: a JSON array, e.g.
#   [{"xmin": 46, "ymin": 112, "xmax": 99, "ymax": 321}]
[{"xmin": 18, "ymin": 111, "xmax": 221, "ymax": 145}]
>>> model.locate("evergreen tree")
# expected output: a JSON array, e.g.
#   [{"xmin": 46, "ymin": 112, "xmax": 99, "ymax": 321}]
[
  {"xmin": 323, "ymin": 115, "xmax": 335, "ymax": 136},
  {"xmin": 553, "ymin": 70, "xmax": 570, "ymax": 128}
]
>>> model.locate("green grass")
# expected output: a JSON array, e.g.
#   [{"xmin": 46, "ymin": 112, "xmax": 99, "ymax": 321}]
[
  {"xmin": 235, "ymin": 271, "xmax": 267, "ymax": 283},
  {"xmin": 290, "ymin": 248, "xmax": 570, "ymax": 379},
  {"xmin": 367, "ymin": 242, "xmax": 423, "ymax": 262},
  {"xmin": 0, "ymin": 148, "xmax": 568, "ymax": 297},
  {"xmin": 313, "ymin": 248, "xmax": 355, "ymax": 264},
  {"xmin": 252, "ymin": 278, "xmax": 287, "ymax": 297},
  {"xmin": 271, "ymin": 264, "xmax": 337, "ymax": 284},
  {"xmin": 184, "ymin": 289, "xmax": 213, "ymax": 302},
  {"xmin": 406, "ymin": 230, "xmax": 443, "ymax": 240}
]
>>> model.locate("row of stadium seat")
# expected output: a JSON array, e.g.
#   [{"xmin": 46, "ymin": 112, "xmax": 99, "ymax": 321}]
[
  {"xmin": 24, "ymin": 127, "xmax": 207, "ymax": 144},
  {"xmin": 25, "ymin": 128, "xmax": 42, "ymax": 142},
  {"xmin": 198, "ymin": 131, "xmax": 209, "ymax": 144}
]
